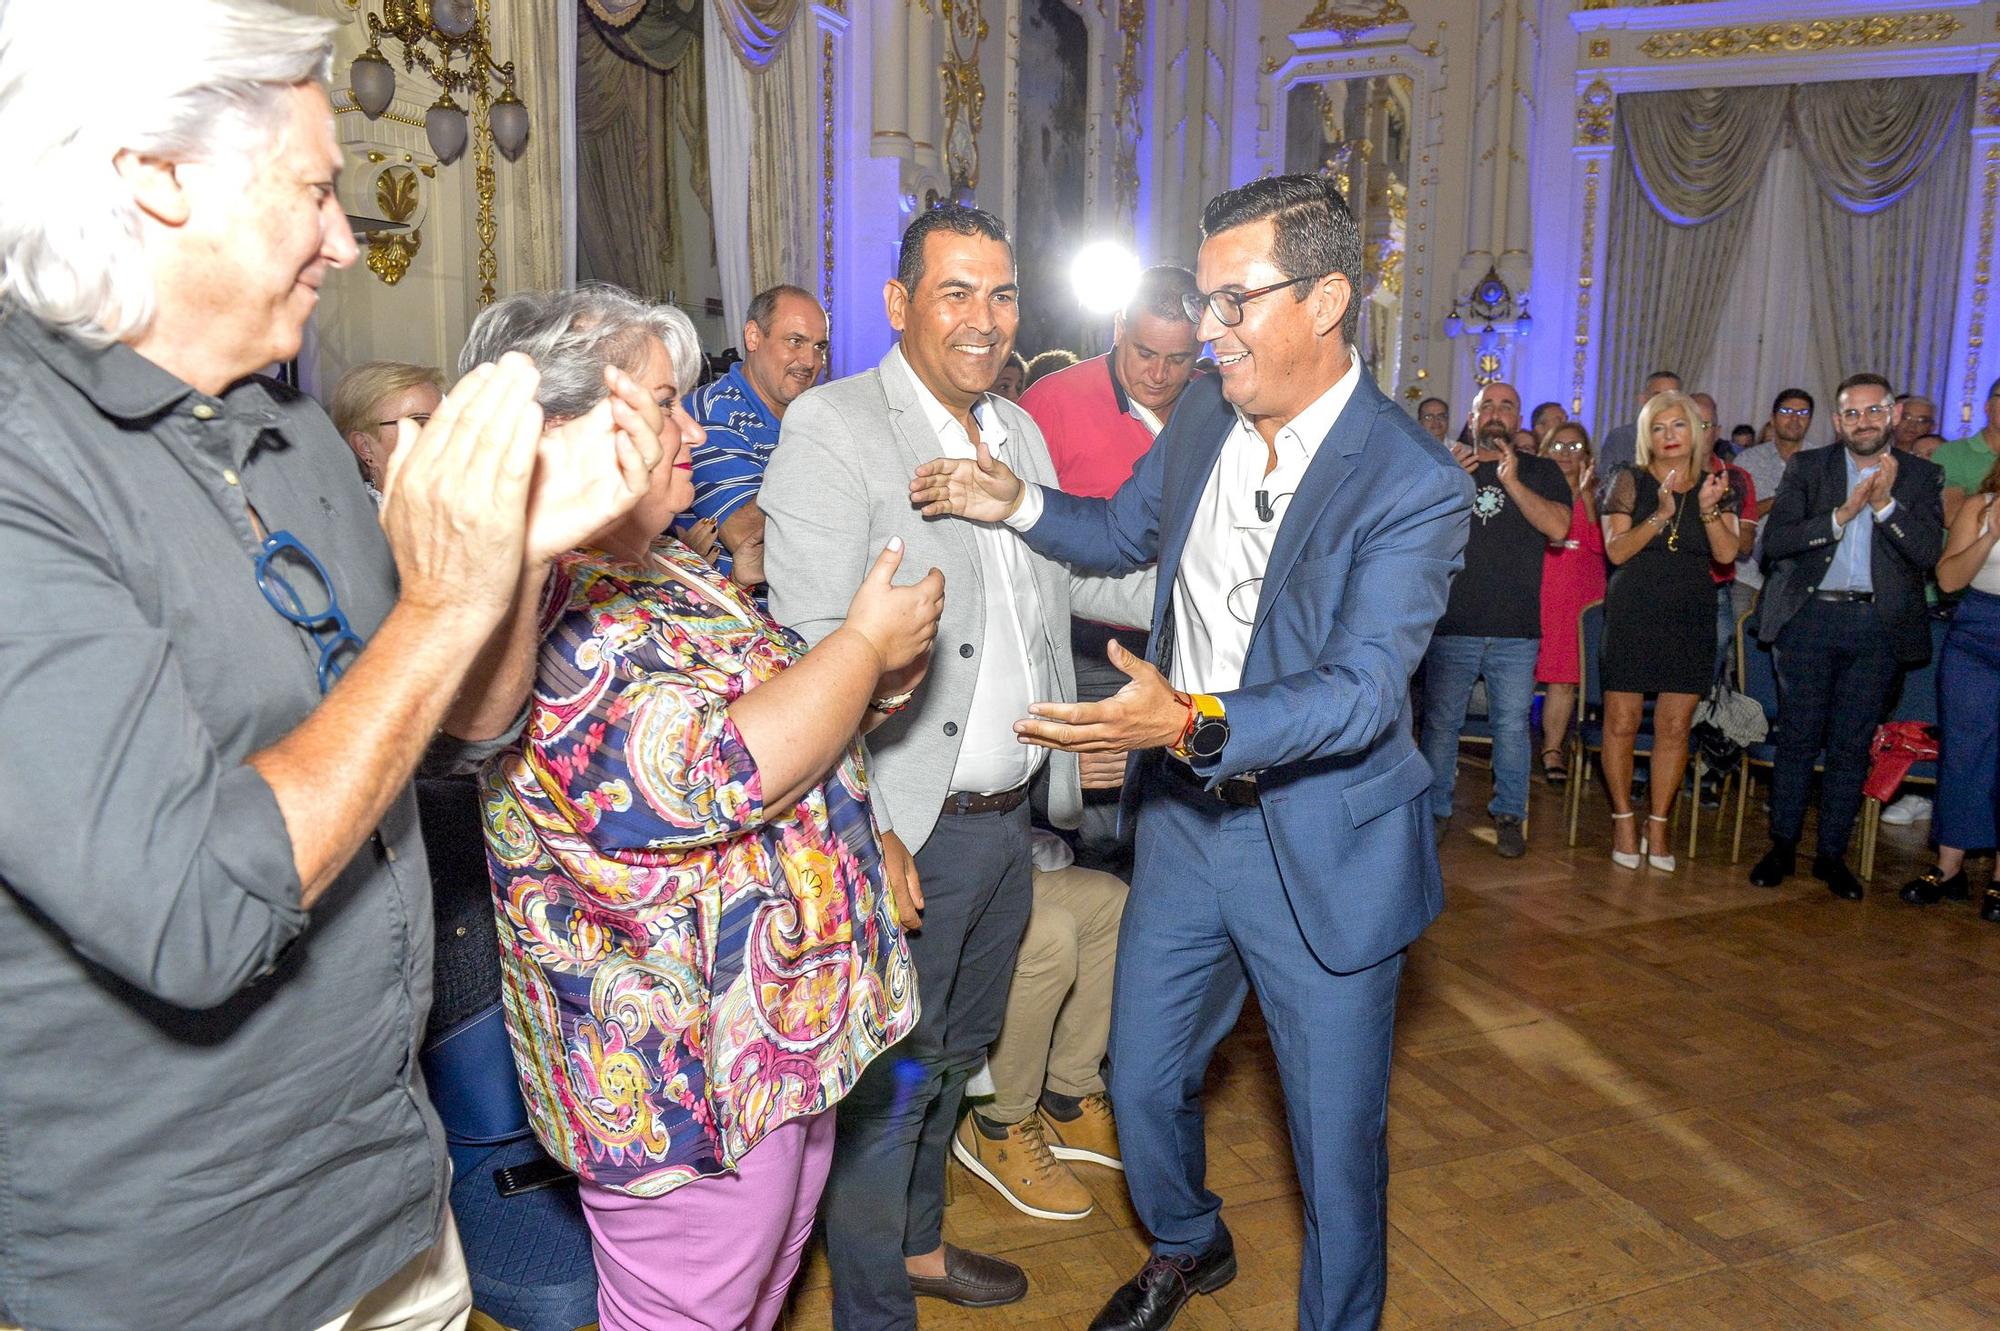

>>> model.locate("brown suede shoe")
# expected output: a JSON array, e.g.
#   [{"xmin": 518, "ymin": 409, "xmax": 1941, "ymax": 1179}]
[
  {"xmin": 952, "ymin": 1112, "xmax": 1094, "ymax": 1219},
  {"xmin": 907, "ymin": 1243, "xmax": 1029, "ymax": 1308},
  {"xmin": 1042, "ymin": 1093, "xmax": 1123, "ymax": 1170}
]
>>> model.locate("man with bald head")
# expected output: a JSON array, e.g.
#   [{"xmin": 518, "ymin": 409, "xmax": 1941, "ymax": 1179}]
[{"xmin": 1419, "ymin": 381, "xmax": 1572, "ymax": 856}]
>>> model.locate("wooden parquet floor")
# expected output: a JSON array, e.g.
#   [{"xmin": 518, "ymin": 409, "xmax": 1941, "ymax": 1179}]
[{"xmin": 783, "ymin": 773, "xmax": 2000, "ymax": 1330}]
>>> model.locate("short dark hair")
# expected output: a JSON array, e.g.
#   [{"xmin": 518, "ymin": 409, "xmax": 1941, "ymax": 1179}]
[
  {"xmin": 1773, "ymin": 388, "xmax": 1814, "ymax": 416},
  {"xmin": 1418, "ymin": 396, "xmax": 1448, "ymax": 415},
  {"xmin": 746, "ymin": 284, "xmax": 821, "ymax": 332},
  {"xmin": 1530, "ymin": 400, "xmax": 1563, "ymax": 424},
  {"xmin": 1200, "ymin": 174, "xmax": 1363, "ymax": 343},
  {"xmin": 1025, "ymin": 348, "xmax": 1078, "ymax": 387},
  {"xmin": 896, "ymin": 204, "xmax": 1011, "ymax": 292},
  {"xmin": 1645, "ymin": 369, "xmax": 1682, "ymax": 388},
  {"xmin": 1124, "ymin": 265, "xmax": 1200, "ymax": 324},
  {"xmin": 1732, "ymin": 423, "xmax": 1756, "ymax": 440},
  {"xmin": 1835, "ymin": 372, "xmax": 1894, "ymax": 401}
]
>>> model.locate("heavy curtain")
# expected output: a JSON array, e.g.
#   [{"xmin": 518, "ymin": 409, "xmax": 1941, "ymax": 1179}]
[
  {"xmin": 576, "ymin": 0, "xmax": 709, "ymax": 301},
  {"xmin": 1597, "ymin": 88, "xmax": 1784, "ymax": 431},
  {"xmin": 1596, "ymin": 76, "xmax": 1972, "ymax": 439}
]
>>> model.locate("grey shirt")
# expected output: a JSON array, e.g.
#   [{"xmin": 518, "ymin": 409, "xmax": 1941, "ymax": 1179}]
[
  {"xmin": 1732, "ymin": 440, "xmax": 1826, "ymax": 588},
  {"xmin": 0, "ymin": 313, "xmax": 452, "ymax": 1331}
]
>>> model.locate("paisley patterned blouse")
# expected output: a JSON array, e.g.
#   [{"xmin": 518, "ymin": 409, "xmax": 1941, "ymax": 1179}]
[{"xmin": 480, "ymin": 540, "xmax": 916, "ymax": 1197}]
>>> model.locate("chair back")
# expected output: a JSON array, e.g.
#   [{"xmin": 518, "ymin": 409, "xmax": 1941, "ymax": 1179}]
[
  {"xmin": 1578, "ymin": 599, "xmax": 1607, "ymax": 712},
  {"xmin": 1737, "ymin": 610, "xmax": 1780, "ymax": 728}
]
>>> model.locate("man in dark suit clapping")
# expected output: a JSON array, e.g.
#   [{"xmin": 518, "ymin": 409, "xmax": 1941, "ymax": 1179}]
[{"xmin": 1751, "ymin": 372, "xmax": 1945, "ymax": 899}]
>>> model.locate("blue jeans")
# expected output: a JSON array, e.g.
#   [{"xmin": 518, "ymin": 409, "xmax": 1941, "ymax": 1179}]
[{"xmin": 1420, "ymin": 634, "xmax": 1540, "ymax": 821}]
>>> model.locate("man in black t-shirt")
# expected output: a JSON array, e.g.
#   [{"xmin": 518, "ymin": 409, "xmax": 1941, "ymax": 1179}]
[{"xmin": 1419, "ymin": 381, "xmax": 1574, "ymax": 856}]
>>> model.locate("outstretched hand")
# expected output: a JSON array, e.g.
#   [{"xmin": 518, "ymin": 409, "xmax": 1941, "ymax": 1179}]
[
  {"xmin": 1015, "ymin": 640, "xmax": 1187, "ymax": 754},
  {"xmin": 910, "ymin": 432, "xmax": 1025, "ymax": 521}
]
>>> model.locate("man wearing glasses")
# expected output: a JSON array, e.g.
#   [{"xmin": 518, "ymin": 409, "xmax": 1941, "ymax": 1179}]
[
  {"xmin": 0, "ymin": 5, "xmax": 663, "ymax": 1330},
  {"xmin": 911, "ymin": 173, "xmax": 1472, "ymax": 1331},
  {"xmin": 1416, "ymin": 395, "xmax": 1451, "ymax": 442},
  {"xmin": 1750, "ymin": 374, "xmax": 1945, "ymax": 900},
  {"xmin": 1894, "ymin": 393, "xmax": 1938, "ymax": 453},
  {"xmin": 1731, "ymin": 388, "xmax": 1822, "ymax": 625}
]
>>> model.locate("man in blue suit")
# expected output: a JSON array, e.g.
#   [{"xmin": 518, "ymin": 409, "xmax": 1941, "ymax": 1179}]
[{"xmin": 911, "ymin": 174, "xmax": 1472, "ymax": 1331}]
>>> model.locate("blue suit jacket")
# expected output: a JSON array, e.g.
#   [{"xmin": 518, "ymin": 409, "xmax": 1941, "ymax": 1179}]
[{"xmin": 1022, "ymin": 370, "xmax": 1473, "ymax": 973}]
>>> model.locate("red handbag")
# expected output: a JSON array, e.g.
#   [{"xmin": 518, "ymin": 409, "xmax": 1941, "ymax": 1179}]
[{"xmin": 1864, "ymin": 720, "xmax": 1940, "ymax": 805}]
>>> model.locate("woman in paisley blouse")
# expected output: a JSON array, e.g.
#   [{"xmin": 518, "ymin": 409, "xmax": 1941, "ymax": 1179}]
[{"xmin": 469, "ymin": 287, "xmax": 944, "ymax": 1331}]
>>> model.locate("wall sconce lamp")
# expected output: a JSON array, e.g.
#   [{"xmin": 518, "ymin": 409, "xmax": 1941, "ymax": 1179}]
[{"xmin": 350, "ymin": 1, "xmax": 528, "ymax": 164}]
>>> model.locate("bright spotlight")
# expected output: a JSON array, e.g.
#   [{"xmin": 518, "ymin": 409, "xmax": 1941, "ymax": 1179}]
[{"xmin": 1071, "ymin": 241, "xmax": 1142, "ymax": 316}]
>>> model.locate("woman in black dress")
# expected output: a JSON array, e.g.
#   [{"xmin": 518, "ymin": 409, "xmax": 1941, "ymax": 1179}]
[{"xmin": 1600, "ymin": 390, "xmax": 1742, "ymax": 870}]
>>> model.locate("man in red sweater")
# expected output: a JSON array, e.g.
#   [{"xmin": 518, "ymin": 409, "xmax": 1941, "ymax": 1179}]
[
  {"xmin": 1018, "ymin": 265, "xmax": 1201, "ymax": 870},
  {"xmin": 1022, "ymin": 265, "xmax": 1202, "ymax": 499}
]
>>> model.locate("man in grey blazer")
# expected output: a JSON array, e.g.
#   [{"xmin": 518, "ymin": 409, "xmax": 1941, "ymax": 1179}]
[{"xmin": 763, "ymin": 205, "xmax": 1148, "ymax": 1331}]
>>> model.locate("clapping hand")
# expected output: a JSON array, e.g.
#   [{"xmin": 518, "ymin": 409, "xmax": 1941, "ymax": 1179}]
[
  {"xmin": 1867, "ymin": 450, "xmax": 1899, "ymax": 512},
  {"xmin": 1494, "ymin": 435, "xmax": 1519, "ymax": 486},
  {"xmin": 681, "ymin": 516, "xmax": 725, "ymax": 566},
  {"xmin": 1698, "ymin": 468, "xmax": 1729, "ymax": 512},
  {"xmin": 1655, "ymin": 468, "xmax": 1680, "ymax": 524},
  {"xmin": 521, "ymin": 364, "xmax": 667, "ymax": 566},
  {"xmin": 844, "ymin": 537, "xmax": 945, "ymax": 672},
  {"xmin": 910, "ymin": 434, "xmax": 1026, "ymax": 521},
  {"xmin": 1838, "ymin": 471, "xmax": 1874, "ymax": 525}
]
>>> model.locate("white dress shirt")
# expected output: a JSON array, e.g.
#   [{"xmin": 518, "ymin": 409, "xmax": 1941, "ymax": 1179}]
[
  {"xmin": 1171, "ymin": 359, "xmax": 1360, "ymax": 694},
  {"xmin": 895, "ymin": 349, "xmax": 1054, "ymax": 794},
  {"xmin": 1009, "ymin": 358, "xmax": 1361, "ymax": 695}
]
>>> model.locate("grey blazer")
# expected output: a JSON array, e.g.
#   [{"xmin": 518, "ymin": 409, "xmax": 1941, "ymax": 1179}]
[{"xmin": 762, "ymin": 347, "xmax": 1152, "ymax": 853}]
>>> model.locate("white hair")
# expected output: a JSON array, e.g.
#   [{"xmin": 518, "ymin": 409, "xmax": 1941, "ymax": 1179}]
[
  {"xmin": 0, "ymin": 0, "xmax": 335, "ymax": 346},
  {"xmin": 460, "ymin": 285, "xmax": 705, "ymax": 420}
]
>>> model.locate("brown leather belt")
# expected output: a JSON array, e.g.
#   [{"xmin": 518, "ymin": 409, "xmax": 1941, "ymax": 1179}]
[
  {"xmin": 1161, "ymin": 755, "xmax": 1260, "ymax": 807},
  {"xmin": 940, "ymin": 783, "xmax": 1030, "ymax": 817}
]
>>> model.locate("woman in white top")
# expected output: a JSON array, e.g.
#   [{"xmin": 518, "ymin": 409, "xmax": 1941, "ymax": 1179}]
[{"xmin": 1903, "ymin": 454, "xmax": 2000, "ymax": 915}]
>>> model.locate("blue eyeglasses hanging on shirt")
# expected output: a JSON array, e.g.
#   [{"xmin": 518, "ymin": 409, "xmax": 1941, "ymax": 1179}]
[{"xmin": 255, "ymin": 530, "xmax": 367, "ymax": 693}]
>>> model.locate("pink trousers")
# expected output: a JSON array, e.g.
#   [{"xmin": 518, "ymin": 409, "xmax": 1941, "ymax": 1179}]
[{"xmin": 577, "ymin": 1111, "xmax": 835, "ymax": 1331}]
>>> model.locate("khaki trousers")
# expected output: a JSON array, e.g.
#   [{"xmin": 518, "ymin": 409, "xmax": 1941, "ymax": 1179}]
[
  {"xmin": 311, "ymin": 1207, "xmax": 474, "ymax": 1331},
  {"xmin": 983, "ymin": 863, "xmax": 1129, "ymax": 1123}
]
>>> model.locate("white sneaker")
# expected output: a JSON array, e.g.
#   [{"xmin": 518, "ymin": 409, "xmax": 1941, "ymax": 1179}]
[{"xmin": 1880, "ymin": 795, "xmax": 1934, "ymax": 826}]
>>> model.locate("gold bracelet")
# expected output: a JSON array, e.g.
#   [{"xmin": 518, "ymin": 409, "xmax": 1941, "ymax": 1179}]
[{"xmin": 1701, "ymin": 508, "xmax": 1724, "ymax": 524}]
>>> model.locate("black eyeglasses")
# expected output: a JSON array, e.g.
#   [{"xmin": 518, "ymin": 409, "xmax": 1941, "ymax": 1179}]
[
  {"xmin": 1182, "ymin": 272, "xmax": 1335, "ymax": 328},
  {"xmin": 1775, "ymin": 406, "xmax": 1811, "ymax": 419},
  {"xmin": 255, "ymin": 530, "xmax": 366, "ymax": 693}
]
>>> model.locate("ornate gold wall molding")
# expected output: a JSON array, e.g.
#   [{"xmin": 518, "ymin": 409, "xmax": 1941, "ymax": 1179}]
[
  {"xmin": 1963, "ymin": 143, "xmax": 1997, "ymax": 426},
  {"xmin": 1577, "ymin": 0, "xmax": 1718, "ymax": 10},
  {"xmin": 1981, "ymin": 56, "xmax": 2000, "ymax": 128},
  {"xmin": 822, "ymin": 31, "xmax": 836, "ymax": 313},
  {"xmin": 1113, "ymin": 0, "xmax": 1144, "ymax": 223},
  {"xmin": 939, "ymin": 0, "xmax": 987, "ymax": 193},
  {"xmin": 1301, "ymin": 2, "xmax": 1409, "ymax": 43},
  {"xmin": 1571, "ymin": 158, "xmax": 1601, "ymax": 416},
  {"xmin": 365, "ymin": 164, "xmax": 424, "ymax": 285},
  {"xmin": 1575, "ymin": 78, "xmax": 1614, "ymax": 146},
  {"xmin": 1636, "ymin": 13, "xmax": 1963, "ymax": 60}
]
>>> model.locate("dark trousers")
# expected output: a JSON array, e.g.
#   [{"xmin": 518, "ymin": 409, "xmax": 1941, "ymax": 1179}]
[
  {"xmin": 1938, "ymin": 590, "xmax": 2000, "ymax": 852},
  {"xmin": 1110, "ymin": 775, "xmax": 1405, "ymax": 1331},
  {"xmin": 1071, "ymin": 619, "xmax": 1147, "ymax": 867},
  {"xmin": 821, "ymin": 804, "xmax": 1034, "ymax": 1331},
  {"xmin": 1771, "ymin": 598, "xmax": 1904, "ymax": 858}
]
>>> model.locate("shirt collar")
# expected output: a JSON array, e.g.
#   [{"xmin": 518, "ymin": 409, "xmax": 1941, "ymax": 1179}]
[
  {"xmin": 1232, "ymin": 354, "xmax": 1362, "ymax": 458},
  {"xmin": 722, "ymin": 361, "xmax": 779, "ymax": 430},
  {"xmin": 1, "ymin": 307, "xmax": 196, "ymax": 423},
  {"xmin": 1104, "ymin": 351, "xmax": 1168, "ymax": 437},
  {"xmin": 890, "ymin": 345, "xmax": 1008, "ymax": 449}
]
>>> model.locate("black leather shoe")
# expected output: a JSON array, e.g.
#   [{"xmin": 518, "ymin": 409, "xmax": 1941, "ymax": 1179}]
[
  {"xmin": 1982, "ymin": 888, "xmax": 2000, "ymax": 924},
  {"xmin": 1089, "ymin": 1231, "xmax": 1236, "ymax": 1331},
  {"xmin": 1899, "ymin": 867, "xmax": 1969, "ymax": 905},
  {"xmin": 1814, "ymin": 855, "xmax": 1864, "ymax": 901},
  {"xmin": 1749, "ymin": 842, "xmax": 1795, "ymax": 888},
  {"xmin": 908, "ymin": 1244, "xmax": 1028, "ymax": 1308}
]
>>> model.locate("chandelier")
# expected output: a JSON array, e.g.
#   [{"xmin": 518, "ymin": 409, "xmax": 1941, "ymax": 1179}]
[{"xmin": 348, "ymin": 0, "xmax": 528, "ymax": 166}]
